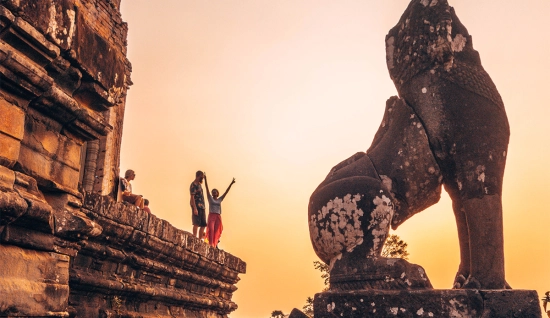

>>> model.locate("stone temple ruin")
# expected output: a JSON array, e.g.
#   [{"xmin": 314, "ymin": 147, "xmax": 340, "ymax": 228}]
[
  {"xmin": 307, "ymin": 0, "xmax": 542, "ymax": 317},
  {"xmin": 0, "ymin": 0, "xmax": 245, "ymax": 317}
]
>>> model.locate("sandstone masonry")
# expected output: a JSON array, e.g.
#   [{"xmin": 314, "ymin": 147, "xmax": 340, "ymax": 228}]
[{"xmin": 0, "ymin": 1, "xmax": 246, "ymax": 317}]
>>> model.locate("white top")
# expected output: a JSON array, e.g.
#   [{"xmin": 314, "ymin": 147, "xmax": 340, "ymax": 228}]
[
  {"xmin": 121, "ymin": 178, "xmax": 132, "ymax": 193},
  {"xmin": 207, "ymin": 193, "xmax": 226, "ymax": 214}
]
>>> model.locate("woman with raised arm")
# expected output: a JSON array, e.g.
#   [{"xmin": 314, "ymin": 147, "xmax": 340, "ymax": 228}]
[{"xmin": 204, "ymin": 174, "xmax": 235, "ymax": 248}]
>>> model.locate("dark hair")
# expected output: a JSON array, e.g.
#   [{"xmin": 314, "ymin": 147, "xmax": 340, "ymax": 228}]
[
  {"xmin": 196, "ymin": 170, "xmax": 204, "ymax": 178},
  {"xmin": 144, "ymin": 199, "xmax": 149, "ymax": 205}
]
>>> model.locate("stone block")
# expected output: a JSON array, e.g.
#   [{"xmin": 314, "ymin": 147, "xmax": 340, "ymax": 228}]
[
  {"xmin": 2, "ymin": 224, "xmax": 54, "ymax": 251},
  {"xmin": 15, "ymin": 0, "xmax": 74, "ymax": 52},
  {"xmin": 195, "ymin": 240, "xmax": 209, "ymax": 257},
  {"xmin": 174, "ymin": 230, "xmax": 188, "ymax": 248},
  {"xmin": 147, "ymin": 213, "xmax": 167, "ymax": 237},
  {"xmin": 60, "ymin": 138, "xmax": 82, "ymax": 170},
  {"xmin": 72, "ymin": 253, "xmax": 93, "ymax": 269},
  {"xmin": 105, "ymin": 200, "xmax": 149, "ymax": 232},
  {"xmin": 145, "ymin": 234, "xmax": 174, "ymax": 258},
  {"xmin": 53, "ymin": 208, "xmax": 102, "ymax": 239},
  {"xmin": 17, "ymin": 116, "xmax": 82, "ymax": 191},
  {"xmin": 215, "ymin": 248, "xmax": 226, "ymax": 265},
  {"xmin": 82, "ymin": 193, "xmax": 106, "ymax": 214},
  {"xmin": 0, "ymin": 133, "xmax": 21, "ymax": 168},
  {"xmin": 0, "ymin": 4, "xmax": 16, "ymax": 25},
  {"xmin": 0, "ymin": 165, "xmax": 16, "ymax": 191},
  {"xmin": 185, "ymin": 252, "xmax": 201, "ymax": 270},
  {"xmin": 18, "ymin": 144, "xmax": 52, "ymax": 180},
  {"xmin": 127, "ymin": 228, "xmax": 148, "ymax": 248},
  {"xmin": 0, "ymin": 190, "xmax": 28, "ymax": 224},
  {"xmin": 170, "ymin": 246, "xmax": 187, "ymax": 267},
  {"xmin": 36, "ymin": 129, "xmax": 60, "ymax": 157},
  {"xmin": 235, "ymin": 258, "xmax": 247, "ymax": 274},
  {"xmin": 72, "ymin": 10, "xmax": 126, "ymax": 102},
  {"xmin": 313, "ymin": 289, "xmax": 542, "ymax": 318},
  {"xmin": 0, "ymin": 245, "xmax": 69, "ymax": 316},
  {"xmin": 185, "ymin": 234, "xmax": 201, "ymax": 251},
  {"xmin": 22, "ymin": 114, "xmax": 82, "ymax": 170},
  {"xmin": 17, "ymin": 141, "xmax": 79, "ymax": 194},
  {"xmin": 50, "ymin": 159, "xmax": 79, "ymax": 192},
  {"xmin": 207, "ymin": 247, "xmax": 219, "ymax": 263},
  {"xmin": 0, "ymin": 40, "xmax": 54, "ymax": 94},
  {"xmin": 12, "ymin": 194, "xmax": 54, "ymax": 234},
  {"xmin": 158, "ymin": 220, "xmax": 179, "ymax": 244},
  {"xmin": 0, "ymin": 98, "xmax": 24, "ymax": 140},
  {"xmin": 1, "ymin": 15, "xmax": 59, "ymax": 68}
]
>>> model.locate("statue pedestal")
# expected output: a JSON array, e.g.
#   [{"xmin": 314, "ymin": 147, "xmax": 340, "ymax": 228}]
[{"xmin": 314, "ymin": 289, "xmax": 541, "ymax": 317}]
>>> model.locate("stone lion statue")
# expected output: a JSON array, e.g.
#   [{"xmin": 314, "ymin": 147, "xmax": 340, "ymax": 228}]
[{"xmin": 308, "ymin": 0, "xmax": 509, "ymax": 291}]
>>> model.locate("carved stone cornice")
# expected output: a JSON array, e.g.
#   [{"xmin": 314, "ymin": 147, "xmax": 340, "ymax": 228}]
[
  {"xmin": 0, "ymin": 3, "xmax": 125, "ymax": 141},
  {"xmin": 72, "ymin": 193, "xmax": 246, "ymax": 317}
]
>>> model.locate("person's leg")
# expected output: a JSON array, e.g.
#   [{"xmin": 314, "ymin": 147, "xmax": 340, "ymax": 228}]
[
  {"xmin": 206, "ymin": 214, "xmax": 215, "ymax": 246},
  {"xmin": 199, "ymin": 227, "xmax": 206, "ymax": 240},
  {"xmin": 198, "ymin": 208, "xmax": 207, "ymax": 240},
  {"xmin": 213, "ymin": 214, "xmax": 223, "ymax": 247},
  {"xmin": 122, "ymin": 194, "xmax": 137, "ymax": 205},
  {"xmin": 193, "ymin": 225, "xmax": 198, "ymax": 237},
  {"xmin": 135, "ymin": 196, "xmax": 144, "ymax": 209}
]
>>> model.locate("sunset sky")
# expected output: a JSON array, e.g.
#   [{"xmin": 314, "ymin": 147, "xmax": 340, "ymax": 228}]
[{"xmin": 119, "ymin": 1, "xmax": 550, "ymax": 317}]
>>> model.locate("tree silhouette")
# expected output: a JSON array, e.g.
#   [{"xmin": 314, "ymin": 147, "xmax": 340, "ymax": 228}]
[
  {"xmin": 542, "ymin": 291, "xmax": 550, "ymax": 317},
  {"xmin": 302, "ymin": 297, "xmax": 314, "ymax": 317},
  {"xmin": 270, "ymin": 310, "xmax": 286, "ymax": 318},
  {"xmin": 381, "ymin": 234, "xmax": 410, "ymax": 260}
]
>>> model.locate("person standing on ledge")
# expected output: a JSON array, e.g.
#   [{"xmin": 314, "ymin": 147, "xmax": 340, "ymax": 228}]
[
  {"xmin": 190, "ymin": 170, "xmax": 206, "ymax": 239},
  {"xmin": 120, "ymin": 169, "xmax": 144, "ymax": 209},
  {"xmin": 204, "ymin": 174, "xmax": 235, "ymax": 248}
]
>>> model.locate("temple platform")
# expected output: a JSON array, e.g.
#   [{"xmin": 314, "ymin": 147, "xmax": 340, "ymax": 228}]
[{"xmin": 314, "ymin": 289, "xmax": 541, "ymax": 317}]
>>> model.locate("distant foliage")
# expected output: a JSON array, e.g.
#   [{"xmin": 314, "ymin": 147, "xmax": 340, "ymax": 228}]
[
  {"xmin": 297, "ymin": 234, "xmax": 410, "ymax": 317},
  {"xmin": 313, "ymin": 261, "xmax": 330, "ymax": 290},
  {"xmin": 270, "ymin": 310, "xmax": 286, "ymax": 318},
  {"xmin": 272, "ymin": 235, "xmax": 409, "ymax": 317},
  {"xmin": 302, "ymin": 297, "xmax": 314, "ymax": 317},
  {"xmin": 543, "ymin": 291, "xmax": 550, "ymax": 317},
  {"xmin": 381, "ymin": 234, "xmax": 410, "ymax": 260}
]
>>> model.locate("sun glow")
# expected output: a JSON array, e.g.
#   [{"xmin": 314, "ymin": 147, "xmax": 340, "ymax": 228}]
[{"xmin": 120, "ymin": 1, "xmax": 550, "ymax": 316}]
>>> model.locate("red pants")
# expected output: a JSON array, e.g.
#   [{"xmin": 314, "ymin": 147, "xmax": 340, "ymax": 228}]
[{"xmin": 206, "ymin": 213, "xmax": 223, "ymax": 247}]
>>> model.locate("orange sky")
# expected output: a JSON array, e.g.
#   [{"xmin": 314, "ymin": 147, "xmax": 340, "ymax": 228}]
[{"xmin": 119, "ymin": 1, "xmax": 550, "ymax": 317}]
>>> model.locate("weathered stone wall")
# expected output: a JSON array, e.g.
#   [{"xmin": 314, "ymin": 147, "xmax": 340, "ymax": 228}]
[
  {"xmin": 1, "ymin": 191, "xmax": 247, "ymax": 317},
  {"xmin": 0, "ymin": 0, "xmax": 130, "ymax": 313},
  {"xmin": 0, "ymin": 1, "xmax": 246, "ymax": 317},
  {"xmin": 73, "ymin": 193, "xmax": 246, "ymax": 317},
  {"xmin": 0, "ymin": 0, "xmax": 131, "ymax": 197}
]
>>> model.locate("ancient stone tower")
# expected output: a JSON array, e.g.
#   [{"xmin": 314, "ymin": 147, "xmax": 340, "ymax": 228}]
[{"xmin": 0, "ymin": 1, "xmax": 246, "ymax": 317}]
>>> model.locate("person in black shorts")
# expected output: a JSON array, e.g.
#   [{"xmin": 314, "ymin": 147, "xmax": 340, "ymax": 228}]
[{"xmin": 190, "ymin": 170, "xmax": 206, "ymax": 239}]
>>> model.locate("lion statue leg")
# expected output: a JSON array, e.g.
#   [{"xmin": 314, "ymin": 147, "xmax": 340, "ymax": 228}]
[{"xmin": 386, "ymin": 0, "xmax": 510, "ymax": 289}]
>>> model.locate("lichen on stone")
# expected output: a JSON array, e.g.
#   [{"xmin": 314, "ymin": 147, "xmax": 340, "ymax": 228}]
[{"xmin": 309, "ymin": 194, "xmax": 365, "ymax": 261}]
